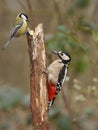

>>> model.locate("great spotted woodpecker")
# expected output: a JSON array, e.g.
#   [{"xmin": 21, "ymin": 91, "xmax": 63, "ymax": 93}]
[{"xmin": 46, "ymin": 50, "xmax": 71, "ymax": 108}]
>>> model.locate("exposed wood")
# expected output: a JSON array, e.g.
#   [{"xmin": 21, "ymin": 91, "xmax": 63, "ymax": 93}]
[{"xmin": 26, "ymin": 24, "xmax": 49, "ymax": 130}]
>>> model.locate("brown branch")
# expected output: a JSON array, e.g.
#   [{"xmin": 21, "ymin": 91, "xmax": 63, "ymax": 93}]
[
  {"xmin": 61, "ymin": 87, "xmax": 73, "ymax": 120},
  {"xmin": 25, "ymin": 0, "xmax": 33, "ymax": 11},
  {"xmin": 25, "ymin": 0, "xmax": 35, "ymax": 27},
  {"xmin": 26, "ymin": 24, "xmax": 49, "ymax": 130},
  {"xmin": 17, "ymin": 0, "xmax": 27, "ymax": 10},
  {"xmin": 62, "ymin": 87, "xmax": 79, "ymax": 130}
]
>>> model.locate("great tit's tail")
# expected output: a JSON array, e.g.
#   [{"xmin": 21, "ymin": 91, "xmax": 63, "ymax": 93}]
[
  {"xmin": 2, "ymin": 37, "xmax": 14, "ymax": 50},
  {"xmin": 2, "ymin": 23, "xmax": 22, "ymax": 50}
]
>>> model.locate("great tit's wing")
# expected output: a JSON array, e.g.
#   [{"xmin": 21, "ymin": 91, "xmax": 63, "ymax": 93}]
[
  {"xmin": 2, "ymin": 22, "xmax": 23, "ymax": 50},
  {"xmin": 10, "ymin": 21, "xmax": 23, "ymax": 39}
]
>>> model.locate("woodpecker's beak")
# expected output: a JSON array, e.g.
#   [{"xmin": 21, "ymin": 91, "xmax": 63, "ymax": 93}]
[{"xmin": 51, "ymin": 50, "xmax": 58, "ymax": 55}]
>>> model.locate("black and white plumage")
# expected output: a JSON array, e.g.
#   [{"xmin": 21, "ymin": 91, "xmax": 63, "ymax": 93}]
[{"xmin": 47, "ymin": 50, "xmax": 71, "ymax": 108}]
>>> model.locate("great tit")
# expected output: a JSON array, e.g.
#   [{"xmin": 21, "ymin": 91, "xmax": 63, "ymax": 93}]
[{"xmin": 2, "ymin": 12, "xmax": 29, "ymax": 50}]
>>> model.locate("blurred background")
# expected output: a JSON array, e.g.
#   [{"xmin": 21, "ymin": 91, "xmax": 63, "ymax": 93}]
[{"xmin": 0, "ymin": 0, "xmax": 98, "ymax": 130}]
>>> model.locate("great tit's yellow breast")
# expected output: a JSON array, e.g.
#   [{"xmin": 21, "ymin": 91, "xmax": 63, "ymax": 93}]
[
  {"xmin": 17, "ymin": 20, "xmax": 27, "ymax": 37},
  {"xmin": 14, "ymin": 17, "xmax": 27, "ymax": 37}
]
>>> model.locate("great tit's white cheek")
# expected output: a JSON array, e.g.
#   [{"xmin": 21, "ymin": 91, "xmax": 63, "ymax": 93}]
[{"xmin": 21, "ymin": 14, "xmax": 27, "ymax": 21}]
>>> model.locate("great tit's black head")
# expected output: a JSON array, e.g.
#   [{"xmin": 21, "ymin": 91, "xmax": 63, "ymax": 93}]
[
  {"xmin": 52, "ymin": 50, "xmax": 71, "ymax": 63},
  {"xmin": 19, "ymin": 13, "xmax": 29, "ymax": 21}
]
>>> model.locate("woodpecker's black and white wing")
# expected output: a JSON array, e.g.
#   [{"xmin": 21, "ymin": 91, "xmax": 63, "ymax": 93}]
[
  {"xmin": 56, "ymin": 64, "xmax": 67, "ymax": 95},
  {"xmin": 47, "ymin": 50, "xmax": 71, "ymax": 108}
]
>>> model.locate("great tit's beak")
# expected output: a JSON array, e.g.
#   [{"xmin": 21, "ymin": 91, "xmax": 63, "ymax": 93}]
[{"xmin": 27, "ymin": 19, "xmax": 29, "ymax": 22}]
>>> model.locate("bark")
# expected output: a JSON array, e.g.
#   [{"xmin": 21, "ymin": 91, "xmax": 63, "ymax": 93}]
[{"xmin": 26, "ymin": 24, "xmax": 49, "ymax": 130}]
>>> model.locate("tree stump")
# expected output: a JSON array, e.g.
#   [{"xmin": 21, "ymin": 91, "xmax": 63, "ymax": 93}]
[{"xmin": 26, "ymin": 24, "xmax": 49, "ymax": 130}]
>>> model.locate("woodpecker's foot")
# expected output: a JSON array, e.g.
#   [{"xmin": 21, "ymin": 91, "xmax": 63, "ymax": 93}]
[{"xmin": 43, "ymin": 68, "xmax": 48, "ymax": 74}]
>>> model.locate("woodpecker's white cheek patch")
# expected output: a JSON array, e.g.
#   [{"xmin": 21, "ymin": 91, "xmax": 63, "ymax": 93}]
[{"xmin": 63, "ymin": 55, "xmax": 70, "ymax": 61}]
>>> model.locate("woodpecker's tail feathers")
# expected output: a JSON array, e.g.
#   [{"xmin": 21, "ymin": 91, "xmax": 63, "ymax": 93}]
[{"xmin": 48, "ymin": 98, "xmax": 56, "ymax": 109}]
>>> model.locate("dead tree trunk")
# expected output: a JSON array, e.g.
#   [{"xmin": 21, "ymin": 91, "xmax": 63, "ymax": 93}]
[{"xmin": 26, "ymin": 24, "xmax": 49, "ymax": 130}]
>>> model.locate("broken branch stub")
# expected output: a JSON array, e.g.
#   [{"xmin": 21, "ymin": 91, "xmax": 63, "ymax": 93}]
[{"xmin": 27, "ymin": 24, "xmax": 49, "ymax": 130}]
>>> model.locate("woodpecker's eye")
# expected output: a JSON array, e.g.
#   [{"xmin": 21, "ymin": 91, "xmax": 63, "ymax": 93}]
[
  {"xmin": 58, "ymin": 51, "xmax": 63, "ymax": 56},
  {"xmin": 60, "ymin": 53, "xmax": 64, "ymax": 56},
  {"xmin": 59, "ymin": 52, "xmax": 65, "ymax": 57}
]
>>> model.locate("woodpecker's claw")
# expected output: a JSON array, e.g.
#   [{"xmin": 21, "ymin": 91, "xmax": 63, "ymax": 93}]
[{"xmin": 43, "ymin": 68, "xmax": 48, "ymax": 74}]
